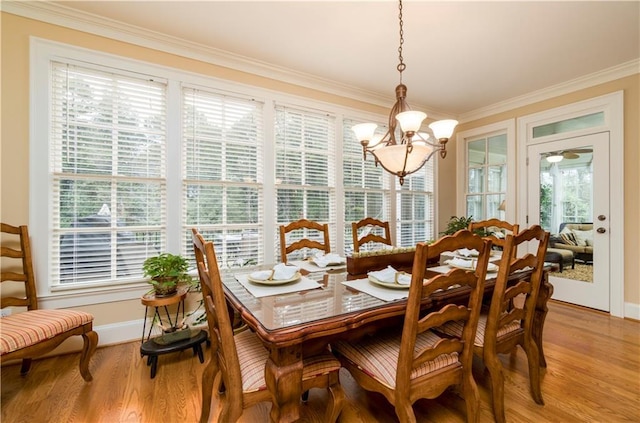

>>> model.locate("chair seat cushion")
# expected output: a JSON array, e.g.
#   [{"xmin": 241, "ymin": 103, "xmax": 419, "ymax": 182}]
[
  {"xmin": 236, "ymin": 330, "xmax": 342, "ymax": 393},
  {"xmin": 0, "ymin": 309, "xmax": 93, "ymax": 355},
  {"xmin": 436, "ymin": 313, "xmax": 522, "ymax": 347},
  {"xmin": 332, "ymin": 330, "xmax": 459, "ymax": 389}
]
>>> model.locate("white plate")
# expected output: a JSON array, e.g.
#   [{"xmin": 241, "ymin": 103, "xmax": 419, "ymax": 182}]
[
  {"xmin": 445, "ymin": 260, "xmax": 499, "ymax": 273},
  {"xmin": 247, "ymin": 272, "xmax": 302, "ymax": 285},
  {"xmin": 368, "ymin": 275, "xmax": 411, "ymax": 290}
]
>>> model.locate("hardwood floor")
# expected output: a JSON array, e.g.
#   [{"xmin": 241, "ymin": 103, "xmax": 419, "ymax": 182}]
[{"xmin": 2, "ymin": 301, "xmax": 639, "ymax": 422}]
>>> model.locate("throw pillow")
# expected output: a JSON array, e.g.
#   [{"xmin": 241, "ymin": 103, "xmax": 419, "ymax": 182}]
[
  {"xmin": 573, "ymin": 229, "xmax": 592, "ymax": 247},
  {"xmin": 559, "ymin": 231, "xmax": 577, "ymax": 246}
]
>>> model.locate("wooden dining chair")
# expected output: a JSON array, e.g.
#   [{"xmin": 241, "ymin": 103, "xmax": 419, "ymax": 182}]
[
  {"xmin": 351, "ymin": 217, "xmax": 392, "ymax": 253},
  {"xmin": 0, "ymin": 223, "xmax": 98, "ymax": 381},
  {"xmin": 436, "ymin": 225, "xmax": 549, "ymax": 423},
  {"xmin": 279, "ymin": 218, "xmax": 330, "ymax": 263},
  {"xmin": 469, "ymin": 218, "xmax": 519, "ymax": 257},
  {"xmin": 333, "ymin": 230, "xmax": 492, "ymax": 423},
  {"xmin": 192, "ymin": 229, "xmax": 345, "ymax": 423}
]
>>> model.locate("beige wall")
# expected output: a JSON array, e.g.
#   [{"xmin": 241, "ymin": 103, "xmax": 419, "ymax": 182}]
[
  {"xmin": 440, "ymin": 75, "xmax": 640, "ymax": 307},
  {"xmin": 2, "ymin": 12, "xmax": 638, "ymax": 332}
]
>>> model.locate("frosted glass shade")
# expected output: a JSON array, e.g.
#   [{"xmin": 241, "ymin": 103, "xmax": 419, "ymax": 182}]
[
  {"xmin": 546, "ymin": 154, "xmax": 563, "ymax": 163},
  {"xmin": 396, "ymin": 111, "xmax": 427, "ymax": 133},
  {"xmin": 372, "ymin": 143, "xmax": 433, "ymax": 175},
  {"xmin": 352, "ymin": 123, "xmax": 378, "ymax": 142},
  {"xmin": 429, "ymin": 119, "xmax": 459, "ymax": 140}
]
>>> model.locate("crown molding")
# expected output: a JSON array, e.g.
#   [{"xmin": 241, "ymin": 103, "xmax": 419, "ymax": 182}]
[
  {"xmin": 459, "ymin": 59, "xmax": 640, "ymax": 123},
  {"xmin": 2, "ymin": 0, "xmax": 399, "ymax": 109},
  {"xmin": 4, "ymin": 1, "xmax": 636, "ymax": 123}
]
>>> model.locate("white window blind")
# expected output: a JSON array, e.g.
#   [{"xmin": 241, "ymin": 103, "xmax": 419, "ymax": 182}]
[
  {"xmin": 342, "ymin": 118, "xmax": 392, "ymax": 253},
  {"xmin": 396, "ymin": 162, "xmax": 436, "ymax": 246},
  {"xmin": 182, "ymin": 87, "xmax": 264, "ymax": 268},
  {"xmin": 275, "ymin": 105, "xmax": 336, "ymax": 260},
  {"xmin": 50, "ymin": 62, "xmax": 167, "ymax": 287}
]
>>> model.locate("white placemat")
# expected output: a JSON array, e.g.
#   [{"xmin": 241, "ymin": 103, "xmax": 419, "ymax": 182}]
[
  {"xmin": 289, "ymin": 259, "xmax": 347, "ymax": 273},
  {"xmin": 235, "ymin": 274, "xmax": 322, "ymax": 298},
  {"xmin": 342, "ymin": 278, "xmax": 409, "ymax": 302}
]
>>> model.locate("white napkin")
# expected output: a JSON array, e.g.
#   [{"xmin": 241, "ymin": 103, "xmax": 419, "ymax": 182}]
[
  {"xmin": 456, "ymin": 248, "xmax": 479, "ymax": 257},
  {"xmin": 249, "ymin": 263, "xmax": 299, "ymax": 281},
  {"xmin": 312, "ymin": 252, "xmax": 346, "ymax": 268},
  {"xmin": 368, "ymin": 265, "xmax": 411, "ymax": 285},
  {"xmin": 448, "ymin": 257, "xmax": 475, "ymax": 269}
]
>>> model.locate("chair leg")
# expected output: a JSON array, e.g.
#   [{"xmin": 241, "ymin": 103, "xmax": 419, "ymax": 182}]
[
  {"xmin": 461, "ymin": 370, "xmax": 480, "ymax": 423},
  {"xmin": 19, "ymin": 358, "xmax": 32, "ymax": 376},
  {"xmin": 199, "ymin": 358, "xmax": 219, "ymax": 423},
  {"xmin": 324, "ymin": 372, "xmax": 346, "ymax": 423},
  {"xmin": 484, "ymin": 353, "xmax": 506, "ymax": 423},
  {"xmin": 524, "ymin": 340, "xmax": 544, "ymax": 405},
  {"xmin": 394, "ymin": 399, "xmax": 417, "ymax": 423},
  {"xmin": 79, "ymin": 330, "xmax": 99, "ymax": 382}
]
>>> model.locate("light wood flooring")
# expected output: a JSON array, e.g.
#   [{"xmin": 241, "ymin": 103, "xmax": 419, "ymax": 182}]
[{"xmin": 2, "ymin": 301, "xmax": 639, "ymax": 422}]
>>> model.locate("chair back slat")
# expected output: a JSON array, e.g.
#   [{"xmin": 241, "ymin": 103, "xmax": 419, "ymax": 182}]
[
  {"xmin": 1, "ymin": 223, "xmax": 38, "ymax": 310},
  {"xmin": 469, "ymin": 218, "xmax": 519, "ymax": 256},
  {"xmin": 352, "ymin": 218, "xmax": 392, "ymax": 253},
  {"xmin": 279, "ymin": 219, "xmax": 330, "ymax": 262}
]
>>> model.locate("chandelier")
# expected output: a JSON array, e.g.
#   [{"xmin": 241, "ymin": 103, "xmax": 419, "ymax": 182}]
[{"xmin": 352, "ymin": 0, "xmax": 458, "ymax": 185}]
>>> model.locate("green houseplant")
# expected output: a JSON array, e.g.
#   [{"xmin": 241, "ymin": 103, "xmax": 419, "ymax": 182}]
[
  {"xmin": 441, "ymin": 216, "xmax": 475, "ymax": 236},
  {"xmin": 142, "ymin": 253, "xmax": 193, "ymax": 297}
]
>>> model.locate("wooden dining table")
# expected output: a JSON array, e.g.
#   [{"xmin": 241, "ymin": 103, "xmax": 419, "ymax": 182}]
[{"xmin": 220, "ymin": 259, "xmax": 554, "ymax": 423}]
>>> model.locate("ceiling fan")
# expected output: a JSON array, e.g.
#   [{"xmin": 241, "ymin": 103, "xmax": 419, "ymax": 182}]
[{"xmin": 543, "ymin": 148, "xmax": 593, "ymax": 162}]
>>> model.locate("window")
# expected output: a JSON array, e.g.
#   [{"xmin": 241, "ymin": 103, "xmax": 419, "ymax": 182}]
[
  {"xmin": 465, "ymin": 133, "xmax": 507, "ymax": 220},
  {"xmin": 50, "ymin": 61, "xmax": 167, "ymax": 288},
  {"xmin": 32, "ymin": 40, "xmax": 437, "ymax": 306},
  {"xmin": 397, "ymin": 164, "xmax": 436, "ymax": 246},
  {"xmin": 275, "ymin": 105, "xmax": 336, "ymax": 260},
  {"xmin": 182, "ymin": 87, "xmax": 264, "ymax": 268},
  {"xmin": 342, "ymin": 118, "xmax": 391, "ymax": 253}
]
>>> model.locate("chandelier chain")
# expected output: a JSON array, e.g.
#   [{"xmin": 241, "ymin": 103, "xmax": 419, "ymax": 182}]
[{"xmin": 397, "ymin": 0, "xmax": 405, "ymax": 80}]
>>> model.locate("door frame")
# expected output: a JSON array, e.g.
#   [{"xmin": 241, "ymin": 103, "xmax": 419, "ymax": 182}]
[{"xmin": 517, "ymin": 91, "xmax": 624, "ymax": 317}]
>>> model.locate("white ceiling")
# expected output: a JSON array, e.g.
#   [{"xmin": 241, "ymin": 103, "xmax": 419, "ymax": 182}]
[{"xmin": 33, "ymin": 1, "xmax": 640, "ymax": 117}]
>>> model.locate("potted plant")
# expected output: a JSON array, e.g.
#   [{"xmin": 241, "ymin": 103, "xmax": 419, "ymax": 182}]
[
  {"xmin": 441, "ymin": 216, "xmax": 475, "ymax": 236},
  {"xmin": 142, "ymin": 253, "xmax": 193, "ymax": 297}
]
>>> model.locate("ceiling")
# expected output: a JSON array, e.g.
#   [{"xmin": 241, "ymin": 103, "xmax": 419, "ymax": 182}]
[{"xmin": 38, "ymin": 1, "xmax": 640, "ymax": 117}]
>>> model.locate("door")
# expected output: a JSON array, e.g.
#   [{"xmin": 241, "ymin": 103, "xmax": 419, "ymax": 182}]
[{"xmin": 527, "ymin": 132, "xmax": 610, "ymax": 311}]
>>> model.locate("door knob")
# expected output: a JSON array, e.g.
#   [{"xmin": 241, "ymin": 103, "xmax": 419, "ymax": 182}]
[
  {"xmin": 598, "ymin": 215, "xmax": 606, "ymax": 221},
  {"xmin": 596, "ymin": 227, "xmax": 606, "ymax": 234}
]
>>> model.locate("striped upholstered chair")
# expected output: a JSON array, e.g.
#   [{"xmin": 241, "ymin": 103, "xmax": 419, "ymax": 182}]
[
  {"xmin": 0, "ymin": 223, "xmax": 98, "ymax": 381},
  {"xmin": 332, "ymin": 230, "xmax": 492, "ymax": 423},
  {"xmin": 436, "ymin": 225, "xmax": 549, "ymax": 423},
  {"xmin": 192, "ymin": 229, "xmax": 344, "ymax": 423}
]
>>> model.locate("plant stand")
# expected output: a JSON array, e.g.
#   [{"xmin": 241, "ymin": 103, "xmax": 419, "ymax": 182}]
[{"xmin": 139, "ymin": 286, "xmax": 208, "ymax": 378}]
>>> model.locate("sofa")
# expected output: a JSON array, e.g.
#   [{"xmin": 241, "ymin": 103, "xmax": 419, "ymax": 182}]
[{"xmin": 550, "ymin": 222, "xmax": 593, "ymax": 263}]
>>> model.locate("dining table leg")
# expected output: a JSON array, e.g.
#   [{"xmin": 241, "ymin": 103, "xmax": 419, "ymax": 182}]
[
  {"xmin": 533, "ymin": 271, "xmax": 554, "ymax": 368},
  {"xmin": 265, "ymin": 344, "xmax": 304, "ymax": 423}
]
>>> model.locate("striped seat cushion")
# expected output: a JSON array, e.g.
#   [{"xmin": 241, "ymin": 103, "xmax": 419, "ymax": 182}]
[
  {"xmin": 436, "ymin": 313, "xmax": 522, "ymax": 347},
  {"xmin": 332, "ymin": 330, "xmax": 459, "ymax": 389},
  {"xmin": 0, "ymin": 309, "xmax": 93, "ymax": 355},
  {"xmin": 236, "ymin": 330, "xmax": 341, "ymax": 393}
]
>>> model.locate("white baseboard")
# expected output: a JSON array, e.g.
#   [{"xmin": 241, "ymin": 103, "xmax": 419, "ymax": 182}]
[{"xmin": 624, "ymin": 302, "xmax": 640, "ymax": 321}]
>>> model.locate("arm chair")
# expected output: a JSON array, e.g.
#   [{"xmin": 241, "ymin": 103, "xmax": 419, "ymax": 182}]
[
  {"xmin": 279, "ymin": 219, "xmax": 330, "ymax": 263},
  {"xmin": 333, "ymin": 230, "xmax": 492, "ymax": 423},
  {"xmin": 0, "ymin": 223, "xmax": 98, "ymax": 381},
  {"xmin": 436, "ymin": 225, "xmax": 549, "ymax": 423},
  {"xmin": 351, "ymin": 217, "xmax": 392, "ymax": 253},
  {"xmin": 192, "ymin": 229, "xmax": 344, "ymax": 423}
]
